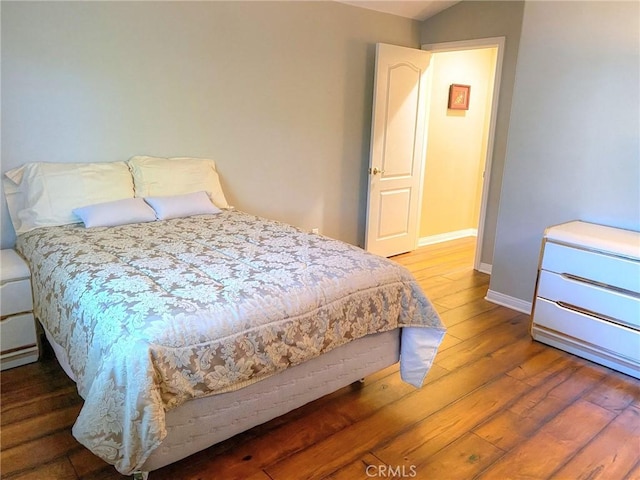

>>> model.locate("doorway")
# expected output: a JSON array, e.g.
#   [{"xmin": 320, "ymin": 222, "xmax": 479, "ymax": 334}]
[{"xmin": 420, "ymin": 38, "xmax": 505, "ymax": 274}]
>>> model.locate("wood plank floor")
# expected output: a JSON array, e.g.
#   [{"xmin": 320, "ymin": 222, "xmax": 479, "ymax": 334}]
[{"xmin": 2, "ymin": 237, "xmax": 639, "ymax": 479}]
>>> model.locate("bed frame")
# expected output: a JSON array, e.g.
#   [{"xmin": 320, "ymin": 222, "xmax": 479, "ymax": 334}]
[{"xmin": 45, "ymin": 326, "xmax": 400, "ymax": 475}]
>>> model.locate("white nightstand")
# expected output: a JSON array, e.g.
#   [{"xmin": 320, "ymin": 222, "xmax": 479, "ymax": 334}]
[{"xmin": 1, "ymin": 249, "xmax": 38, "ymax": 370}]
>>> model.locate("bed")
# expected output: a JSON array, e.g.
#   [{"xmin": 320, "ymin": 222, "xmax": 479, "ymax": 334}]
[{"xmin": 3, "ymin": 156, "xmax": 445, "ymax": 477}]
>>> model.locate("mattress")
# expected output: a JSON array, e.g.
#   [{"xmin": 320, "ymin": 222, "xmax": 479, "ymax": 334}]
[{"xmin": 17, "ymin": 210, "xmax": 445, "ymax": 474}]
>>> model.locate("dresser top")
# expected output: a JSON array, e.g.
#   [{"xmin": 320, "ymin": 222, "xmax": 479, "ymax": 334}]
[
  {"xmin": 545, "ymin": 221, "xmax": 640, "ymax": 261},
  {"xmin": 1, "ymin": 249, "xmax": 31, "ymax": 282}
]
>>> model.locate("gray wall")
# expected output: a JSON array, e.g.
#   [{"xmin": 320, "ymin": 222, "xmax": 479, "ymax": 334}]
[
  {"xmin": 1, "ymin": 1, "xmax": 421, "ymax": 248},
  {"xmin": 490, "ymin": 1, "xmax": 640, "ymax": 303},
  {"xmin": 420, "ymin": 1, "xmax": 525, "ymax": 269}
]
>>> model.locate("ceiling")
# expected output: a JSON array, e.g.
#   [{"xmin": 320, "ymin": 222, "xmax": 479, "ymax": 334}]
[{"xmin": 336, "ymin": 1, "xmax": 460, "ymax": 21}]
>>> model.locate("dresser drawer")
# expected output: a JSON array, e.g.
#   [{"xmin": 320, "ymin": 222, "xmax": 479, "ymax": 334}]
[
  {"xmin": 1, "ymin": 312, "xmax": 37, "ymax": 354},
  {"xmin": 0, "ymin": 279, "xmax": 33, "ymax": 317},
  {"xmin": 533, "ymin": 298, "xmax": 640, "ymax": 363},
  {"xmin": 537, "ymin": 270, "xmax": 640, "ymax": 330},
  {"xmin": 541, "ymin": 242, "xmax": 640, "ymax": 294}
]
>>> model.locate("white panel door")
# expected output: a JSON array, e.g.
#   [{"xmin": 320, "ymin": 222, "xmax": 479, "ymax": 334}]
[{"xmin": 365, "ymin": 43, "xmax": 431, "ymax": 257}]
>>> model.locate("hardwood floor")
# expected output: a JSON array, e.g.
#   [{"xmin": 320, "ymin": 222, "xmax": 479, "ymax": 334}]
[{"xmin": 2, "ymin": 237, "xmax": 639, "ymax": 479}]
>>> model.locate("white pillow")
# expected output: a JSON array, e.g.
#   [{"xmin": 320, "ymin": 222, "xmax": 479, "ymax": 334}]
[
  {"xmin": 3, "ymin": 162, "xmax": 134, "ymax": 234},
  {"xmin": 128, "ymin": 156, "xmax": 230, "ymax": 208},
  {"xmin": 144, "ymin": 191, "xmax": 221, "ymax": 220},
  {"xmin": 73, "ymin": 198, "xmax": 157, "ymax": 228}
]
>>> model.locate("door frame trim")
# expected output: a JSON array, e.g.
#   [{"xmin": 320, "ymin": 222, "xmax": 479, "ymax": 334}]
[{"xmin": 421, "ymin": 36, "xmax": 505, "ymax": 273}]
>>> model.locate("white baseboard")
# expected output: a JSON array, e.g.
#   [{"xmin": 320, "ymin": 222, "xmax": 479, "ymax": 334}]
[
  {"xmin": 485, "ymin": 289, "xmax": 532, "ymax": 314},
  {"xmin": 477, "ymin": 262, "xmax": 492, "ymax": 275},
  {"xmin": 418, "ymin": 228, "xmax": 477, "ymax": 247}
]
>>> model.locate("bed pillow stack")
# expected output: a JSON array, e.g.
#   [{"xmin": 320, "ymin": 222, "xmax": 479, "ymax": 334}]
[
  {"xmin": 3, "ymin": 156, "xmax": 229, "ymax": 232},
  {"xmin": 127, "ymin": 156, "xmax": 230, "ymax": 209},
  {"xmin": 3, "ymin": 161, "xmax": 135, "ymax": 234}
]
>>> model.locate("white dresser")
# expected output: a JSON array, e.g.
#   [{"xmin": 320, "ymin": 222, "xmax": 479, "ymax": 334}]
[
  {"xmin": 531, "ymin": 221, "xmax": 640, "ymax": 379},
  {"xmin": 1, "ymin": 249, "xmax": 38, "ymax": 370}
]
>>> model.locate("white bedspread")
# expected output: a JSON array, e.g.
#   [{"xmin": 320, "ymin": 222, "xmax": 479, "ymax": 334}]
[{"xmin": 17, "ymin": 211, "xmax": 445, "ymax": 474}]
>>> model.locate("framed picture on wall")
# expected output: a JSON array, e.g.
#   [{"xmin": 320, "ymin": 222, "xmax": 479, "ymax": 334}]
[{"xmin": 448, "ymin": 84, "xmax": 471, "ymax": 110}]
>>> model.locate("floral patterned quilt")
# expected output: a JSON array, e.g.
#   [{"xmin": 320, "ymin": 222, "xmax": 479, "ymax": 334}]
[{"xmin": 17, "ymin": 211, "xmax": 445, "ymax": 474}]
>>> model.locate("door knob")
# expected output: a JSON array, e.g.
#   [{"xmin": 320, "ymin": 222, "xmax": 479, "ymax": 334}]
[{"xmin": 369, "ymin": 167, "xmax": 385, "ymax": 175}]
